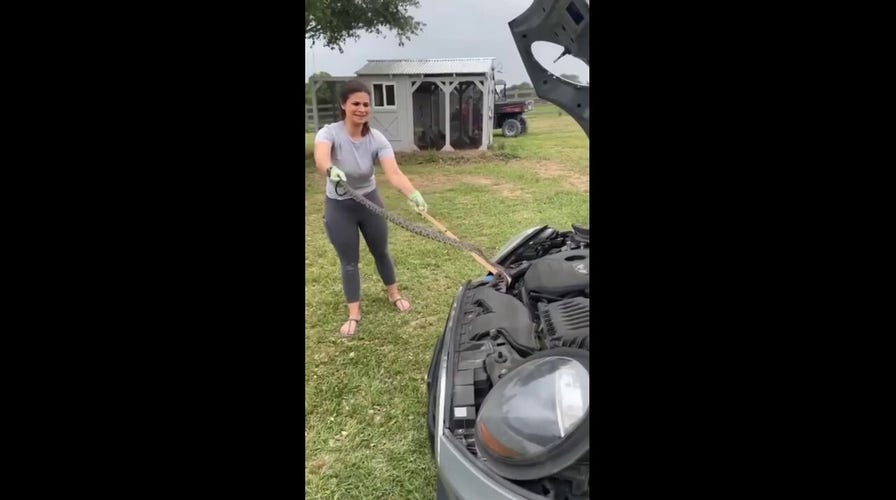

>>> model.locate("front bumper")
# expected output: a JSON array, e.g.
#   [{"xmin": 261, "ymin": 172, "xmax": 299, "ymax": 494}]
[{"xmin": 436, "ymin": 433, "xmax": 530, "ymax": 500}]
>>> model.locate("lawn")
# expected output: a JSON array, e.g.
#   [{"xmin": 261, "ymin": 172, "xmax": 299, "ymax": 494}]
[{"xmin": 304, "ymin": 103, "xmax": 589, "ymax": 499}]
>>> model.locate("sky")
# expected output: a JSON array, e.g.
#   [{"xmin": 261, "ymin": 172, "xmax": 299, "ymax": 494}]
[{"xmin": 304, "ymin": 0, "xmax": 589, "ymax": 86}]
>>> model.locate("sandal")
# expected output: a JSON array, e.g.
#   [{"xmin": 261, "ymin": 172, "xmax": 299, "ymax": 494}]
[
  {"xmin": 390, "ymin": 296, "xmax": 412, "ymax": 313},
  {"xmin": 340, "ymin": 317, "xmax": 362, "ymax": 337}
]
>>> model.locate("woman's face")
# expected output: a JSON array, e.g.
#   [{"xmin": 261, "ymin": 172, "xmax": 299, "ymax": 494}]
[{"xmin": 342, "ymin": 92, "xmax": 371, "ymax": 126}]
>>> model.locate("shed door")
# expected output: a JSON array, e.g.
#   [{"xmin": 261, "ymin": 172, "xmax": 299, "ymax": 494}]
[{"xmin": 370, "ymin": 81, "xmax": 401, "ymax": 141}]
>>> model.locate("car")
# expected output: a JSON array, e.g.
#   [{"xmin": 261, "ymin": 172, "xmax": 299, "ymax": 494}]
[
  {"xmin": 426, "ymin": 1, "xmax": 591, "ymax": 497},
  {"xmin": 427, "ymin": 223, "xmax": 591, "ymax": 499}
]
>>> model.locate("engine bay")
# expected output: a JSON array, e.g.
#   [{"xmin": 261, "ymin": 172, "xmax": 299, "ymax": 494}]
[{"xmin": 447, "ymin": 224, "xmax": 590, "ymax": 498}]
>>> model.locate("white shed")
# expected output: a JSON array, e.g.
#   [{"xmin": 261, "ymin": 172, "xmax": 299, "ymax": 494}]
[{"xmin": 308, "ymin": 58, "xmax": 497, "ymax": 152}]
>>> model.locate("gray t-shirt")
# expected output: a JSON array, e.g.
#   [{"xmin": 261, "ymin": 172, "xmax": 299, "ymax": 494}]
[{"xmin": 315, "ymin": 121, "xmax": 395, "ymax": 200}]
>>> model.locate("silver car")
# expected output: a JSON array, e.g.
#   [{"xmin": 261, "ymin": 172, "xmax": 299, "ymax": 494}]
[
  {"xmin": 426, "ymin": 1, "xmax": 591, "ymax": 497},
  {"xmin": 427, "ymin": 222, "xmax": 591, "ymax": 500}
]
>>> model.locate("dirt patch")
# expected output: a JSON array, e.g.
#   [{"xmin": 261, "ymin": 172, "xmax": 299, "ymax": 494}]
[
  {"xmin": 409, "ymin": 315, "xmax": 440, "ymax": 328},
  {"xmin": 310, "ymin": 455, "xmax": 333, "ymax": 474},
  {"xmin": 414, "ymin": 174, "xmax": 527, "ymax": 199},
  {"xmin": 529, "ymin": 160, "xmax": 589, "ymax": 193},
  {"xmin": 396, "ymin": 148, "xmax": 519, "ymax": 166}
]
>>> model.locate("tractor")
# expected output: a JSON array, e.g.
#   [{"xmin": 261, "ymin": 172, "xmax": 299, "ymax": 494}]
[{"xmin": 493, "ymin": 79, "xmax": 533, "ymax": 138}]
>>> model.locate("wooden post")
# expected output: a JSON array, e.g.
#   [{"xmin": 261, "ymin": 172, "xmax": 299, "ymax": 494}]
[
  {"xmin": 311, "ymin": 79, "xmax": 323, "ymax": 131},
  {"xmin": 435, "ymin": 80, "xmax": 458, "ymax": 151}
]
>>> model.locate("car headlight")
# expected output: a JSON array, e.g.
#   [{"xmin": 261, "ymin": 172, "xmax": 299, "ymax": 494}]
[{"xmin": 474, "ymin": 348, "xmax": 589, "ymax": 480}]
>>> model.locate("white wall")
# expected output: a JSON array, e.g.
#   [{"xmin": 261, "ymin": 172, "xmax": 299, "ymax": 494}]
[
  {"xmin": 359, "ymin": 76, "xmax": 416, "ymax": 151},
  {"xmin": 355, "ymin": 73, "xmax": 497, "ymax": 152}
]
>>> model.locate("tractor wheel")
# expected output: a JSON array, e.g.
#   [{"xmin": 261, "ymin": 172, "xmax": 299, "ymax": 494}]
[
  {"xmin": 519, "ymin": 116, "xmax": 528, "ymax": 135},
  {"xmin": 502, "ymin": 118, "xmax": 522, "ymax": 138}
]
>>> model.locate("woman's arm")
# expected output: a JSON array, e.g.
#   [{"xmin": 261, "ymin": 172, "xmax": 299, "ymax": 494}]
[
  {"xmin": 313, "ymin": 141, "xmax": 334, "ymax": 176},
  {"xmin": 380, "ymin": 155, "xmax": 418, "ymax": 197}
]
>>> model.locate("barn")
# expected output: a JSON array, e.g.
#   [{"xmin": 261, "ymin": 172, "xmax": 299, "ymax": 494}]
[{"xmin": 307, "ymin": 57, "xmax": 498, "ymax": 152}]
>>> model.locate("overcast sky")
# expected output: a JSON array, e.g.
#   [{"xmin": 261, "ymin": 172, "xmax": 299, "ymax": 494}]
[{"xmin": 304, "ymin": 0, "xmax": 589, "ymax": 86}]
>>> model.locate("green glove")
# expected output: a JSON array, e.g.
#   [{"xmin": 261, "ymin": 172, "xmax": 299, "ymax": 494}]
[
  {"xmin": 408, "ymin": 190, "xmax": 427, "ymax": 213},
  {"xmin": 327, "ymin": 165, "xmax": 347, "ymax": 183}
]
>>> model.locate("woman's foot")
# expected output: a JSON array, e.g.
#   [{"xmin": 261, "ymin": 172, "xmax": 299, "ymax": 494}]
[
  {"xmin": 340, "ymin": 316, "xmax": 361, "ymax": 337},
  {"xmin": 389, "ymin": 294, "xmax": 412, "ymax": 313}
]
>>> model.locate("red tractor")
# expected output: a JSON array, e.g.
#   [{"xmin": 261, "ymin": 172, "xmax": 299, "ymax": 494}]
[{"xmin": 493, "ymin": 80, "xmax": 533, "ymax": 137}]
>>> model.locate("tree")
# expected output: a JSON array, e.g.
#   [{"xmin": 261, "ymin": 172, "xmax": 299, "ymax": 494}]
[
  {"xmin": 560, "ymin": 73, "xmax": 582, "ymax": 83},
  {"xmin": 306, "ymin": 0, "xmax": 425, "ymax": 53},
  {"xmin": 507, "ymin": 81, "xmax": 532, "ymax": 91},
  {"xmin": 306, "ymin": 71, "xmax": 334, "ymax": 105}
]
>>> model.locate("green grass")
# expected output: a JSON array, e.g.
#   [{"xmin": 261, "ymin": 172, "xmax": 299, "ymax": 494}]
[{"xmin": 304, "ymin": 103, "xmax": 589, "ymax": 499}]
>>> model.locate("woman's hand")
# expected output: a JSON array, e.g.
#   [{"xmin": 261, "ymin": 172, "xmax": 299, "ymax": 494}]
[
  {"xmin": 327, "ymin": 165, "xmax": 347, "ymax": 183},
  {"xmin": 407, "ymin": 190, "xmax": 427, "ymax": 213}
]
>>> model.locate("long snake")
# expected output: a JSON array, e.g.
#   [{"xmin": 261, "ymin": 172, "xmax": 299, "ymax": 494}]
[{"xmin": 335, "ymin": 181, "xmax": 511, "ymax": 287}]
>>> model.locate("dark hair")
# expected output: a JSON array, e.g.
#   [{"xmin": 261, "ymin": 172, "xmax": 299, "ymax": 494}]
[{"xmin": 339, "ymin": 79, "xmax": 372, "ymax": 137}]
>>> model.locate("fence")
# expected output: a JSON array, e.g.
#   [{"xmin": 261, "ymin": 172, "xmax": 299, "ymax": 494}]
[
  {"xmin": 505, "ymin": 89, "xmax": 538, "ymax": 100},
  {"xmin": 305, "ymin": 104, "xmax": 339, "ymax": 132}
]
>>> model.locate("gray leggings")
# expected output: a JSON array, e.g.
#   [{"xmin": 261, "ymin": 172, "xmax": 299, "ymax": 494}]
[{"xmin": 324, "ymin": 189, "xmax": 397, "ymax": 303}]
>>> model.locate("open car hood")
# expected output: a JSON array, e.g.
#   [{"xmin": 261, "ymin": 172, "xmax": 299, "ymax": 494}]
[{"xmin": 509, "ymin": 0, "xmax": 590, "ymax": 137}]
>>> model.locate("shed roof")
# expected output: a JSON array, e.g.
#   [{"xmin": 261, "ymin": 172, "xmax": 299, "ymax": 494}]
[{"xmin": 355, "ymin": 57, "xmax": 495, "ymax": 76}]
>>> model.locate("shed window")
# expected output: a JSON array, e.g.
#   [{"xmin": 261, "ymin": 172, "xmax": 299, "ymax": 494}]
[{"xmin": 372, "ymin": 83, "xmax": 396, "ymax": 108}]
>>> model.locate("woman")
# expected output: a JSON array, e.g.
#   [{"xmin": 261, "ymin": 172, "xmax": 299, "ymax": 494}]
[{"xmin": 314, "ymin": 80, "xmax": 428, "ymax": 337}]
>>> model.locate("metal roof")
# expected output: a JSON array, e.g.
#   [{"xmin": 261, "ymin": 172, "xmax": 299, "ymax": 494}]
[{"xmin": 355, "ymin": 58, "xmax": 495, "ymax": 76}]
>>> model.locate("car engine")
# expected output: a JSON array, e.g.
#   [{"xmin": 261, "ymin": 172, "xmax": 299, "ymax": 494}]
[{"xmin": 445, "ymin": 224, "xmax": 590, "ymax": 499}]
